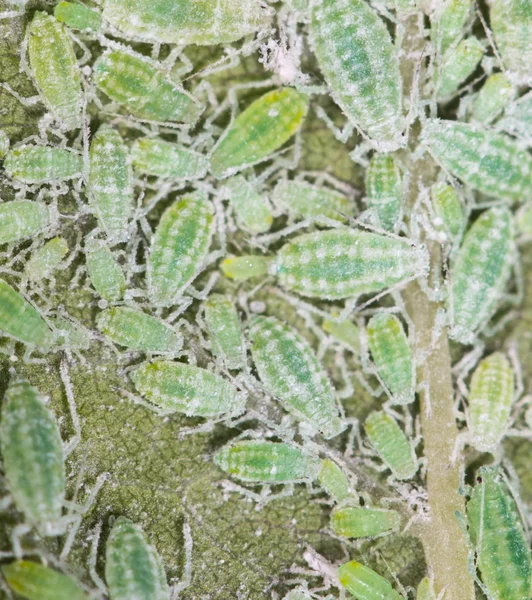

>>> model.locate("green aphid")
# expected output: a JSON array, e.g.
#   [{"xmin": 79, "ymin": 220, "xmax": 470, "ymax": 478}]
[
  {"xmin": 4, "ymin": 145, "xmax": 83, "ymax": 184},
  {"xmin": 322, "ymin": 316, "xmax": 361, "ymax": 354},
  {"xmin": 310, "ymin": 0, "xmax": 403, "ymax": 151},
  {"xmin": 221, "ymin": 255, "xmax": 271, "ymax": 281},
  {"xmin": 367, "ymin": 313, "xmax": 415, "ymax": 405},
  {"xmin": 221, "ymin": 176, "xmax": 273, "ymax": 234},
  {"xmin": 85, "ymin": 239, "xmax": 126, "ymax": 302},
  {"xmin": 467, "ymin": 466, "xmax": 532, "ymax": 600},
  {"xmin": 430, "ymin": 182, "xmax": 466, "ymax": 246},
  {"xmin": 421, "ymin": 119, "xmax": 532, "ymax": 202},
  {"xmin": 93, "ymin": 49, "xmax": 203, "ymax": 124},
  {"xmin": 416, "ymin": 577, "xmax": 436, "ymax": 600},
  {"xmin": 249, "ymin": 316, "xmax": 346, "ymax": 439},
  {"xmin": 214, "ymin": 440, "xmax": 321, "ymax": 484},
  {"xmin": 394, "ymin": 0, "xmax": 418, "ymax": 13},
  {"xmin": 0, "ymin": 200, "xmax": 52, "ymax": 245},
  {"xmin": 96, "ymin": 307, "xmax": 182, "ymax": 354},
  {"xmin": 147, "ymin": 193, "xmax": 214, "ymax": 307},
  {"xmin": 283, "ymin": 590, "xmax": 312, "ymax": 600},
  {"xmin": 105, "ymin": 517, "xmax": 170, "ymax": 600},
  {"xmin": 204, "ymin": 293, "xmax": 245, "ymax": 370},
  {"xmin": 25, "ymin": 237, "xmax": 68, "ymax": 282},
  {"xmin": 131, "ymin": 137, "xmax": 209, "ymax": 181},
  {"xmin": 468, "ymin": 352, "xmax": 515, "ymax": 453},
  {"xmin": 516, "ymin": 202, "xmax": 532, "ymax": 236},
  {"xmin": 131, "ymin": 360, "xmax": 244, "ymax": 418},
  {"xmin": 436, "ymin": 37, "xmax": 484, "ymax": 100},
  {"xmin": 0, "ymin": 130, "xmax": 10, "ymax": 158},
  {"xmin": 471, "ymin": 73, "xmax": 515, "ymax": 124},
  {"xmin": 364, "ymin": 411, "xmax": 418, "ymax": 480},
  {"xmin": 366, "ymin": 153, "xmax": 402, "ymax": 231},
  {"xmin": 210, "ymin": 88, "xmax": 309, "ymax": 179},
  {"xmin": 331, "ymin": 505, "xmax": 400, "ymax": 539},
  {"xmin": 51, "ymin": 316, "xmax": 92, "ymax": 351},
  {"xmin": 431, "ymin": 0, "xmax": 473, "ymax": 55},
  {"xmin": 499, "ymin": 91, "xmax": 532, "ymax": 138},
  {"xmin": 26, "ymin": 12, "xmax": 83, "ymax": 130},
  {"xmin": 101, "ymin": 0, "xmax": 273, "ymax": 46},
  {"xmin": 318, "ymin": 459, "xmax": 352, "ymax": 504},
  {"xmin": 338, "ymin": 560, "xmax": 403, "ymax": 600},
  {"xmin": 0, "ymin": 279, "xmax": 54, "ymax": 349},
  {"xmin": 2, "ymin": 561, "xmax": 88, "ymax": 600},
  {"xmin": 448, "ymin": 207, "xmax": 514, "ymax": 344},
  {"xmin": 88, "ymin": 125, "xmax": 133, "ymax": 244},
  {"xmin": 272, "ymin": 179, "xmax": 354, "ymax": 223},
  {"xmin": 54, "ymin": 1, "xmax": 102, "ymax": 31}
]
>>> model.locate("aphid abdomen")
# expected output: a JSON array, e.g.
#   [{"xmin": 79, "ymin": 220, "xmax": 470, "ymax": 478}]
[
  {"xmin": 365, "ymin": 153, "xmax": 402, "ymax": 232},
  {"xmin": 221, "ymin": 176, "xmax": 273, "ymax": 234},
  {"xmin": 85, "ymin": 240, "xmax": 126, "ymax": 303},
  {"xmin": 5, "ymin": 145, "xmax": 83, "ymax": 184},
  {"xmin": 331, "ymin": 505, "xmax": 400, "ymax": 538},
  {"xmin": 338, "ymin": 560, "xmax": 403, "ymax": 600},
  {"xmin": 26, "ymin": 237, "xmax": 68, "ymax": 282},
  {"xmin": 436, "ymin": 37, "xmax": 484, "ymax": 101},
  {"xmin": 204, "ymin": 294, "xmax": 245, "ymax": 370},
  {"xmin": 471, "ymin": 73, "xmax": 515, "ymax": 125},
  {"xmin": 54, "ymin": 1, "xmax": 103, "ymax": 31},
  {"xmin": 0, "ymin": 200, "xmax": 51, "ymax": 245}
]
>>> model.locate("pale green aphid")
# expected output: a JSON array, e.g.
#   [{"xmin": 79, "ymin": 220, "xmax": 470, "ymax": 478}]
[
  {"xmin": 318, "ymin": 459, "xmax": 352, "ymax": 504},
  {"xmin": 283, "ymin": 589, "xmax": 312, "ymax": 600},
  {"xmin": 0, "ymin": 200, "xmax": 52, "ymax": 245},
  {"xmin": 331, "ymin": 505, "xmax": 400, "ymax": 539},
  {"xmin": 0, "ymin": 279, "xmax": 54, "ymax": 349},
  {"xmin": 499, "ymin": 91, "xmax": 532, "ymax": 139},
  {"xmin": 468, "ymin": 352, "xmax": 515, "ymax": 453},
  {"xmin": 147, "ymin": 193, "xmax": 214, "ymax": 307},
  {"xmin": 0, "ymin": 129, "xmax": 9, "ymax": 158},
  {"xmin": 214, "ymin": 440, "xmax": 321, "ymax": 483},
  {"xmin": 25, "ymin": 237, "xmax": 68, "ymax": 282},
  {"xmin": 448, "ymin": 207, "xmax": 514, "ymax": 344},
  {"xmin": 96, "ymin": 307, "xmax": 182, "ymax": 354},
  {"xmin": 249, "ymin": 315, "xmax": 346, "ymax": 439},
  {"xmin": 467, "ymin": 466, "xmax": 532, "ymax": 600},
  {"xmin": 471, "ymin": 73, "xmax": 515, "ymax": 124},
  {"xmin": 221, "ymin": 175, "xmax": 273, "ymax": 234},
  {"xmin": 26, "ymin": 12, "xmax": 82, "ymax": 130},
  {"xmin": 271, "ymin": 179, "xmax": 354, "ymax": 223},
  {"xmin": 394, "ymin": 0, "xmax": 418, "ymax": 14},
  {"xmin": 338, "ymin": 560, "xmax": 402, "ymax": 600},
  {"xmin": 93, "ymin": 49, "xmax": 203, "ymax": 124},
  {"xmin": 367, "ymin": 313, "xmax": 415, "ymax": 405},
  {"xmin": 221, "ymin": 255, "xmax": 270, "ymax": 281},
  {"xmin": 2, "ymin": 561, "xmax": 88, "ymax": 600},
  {"xmin": 322, "ymin": 315, "xmax": 361, "ymax": 355},
  {"xmin": 516, "ymin": 202, "xmax": 532, "ymax": 236},
  {"xmin": 4, "ymin": 145, "xmax": 83, "ymax": 184},
  {"xmin": 436, "ymin": 37, "xmax": 484, "ymax": 100},
  {"xmin": 431, "ymin": 0, "xmax": 473, "ymax": 55},
  {"xmin": 131, "ymin": 360, "xmax": 244, "ymax": 418},
  {"xmin": 364, "ymin": 411, "xmax": 418, "ymax": 480},
  {"xmin": 366, "ymin": 153, "xmax": 402, "ymax": 232},
  {"xmin": 421, "ymin": 119, "xmax": 532, "ymax": 202},
  {"xmin": 310, "ymin": 0, "xmax": 403, "ymax": 151},
  {"xmin": 210, "ymin": 88, "xmax": 309, "ymax": 179},
  {"xmin": 51, "ymin": 316, "xmax": 92, "ymax": 351},
  {"xmin": 105, "ymin": 516, "xmax": 170, "ymax": 600},
  {"xmin": 416, "ymin": 577, "xmax": 436, "ymax": 600},
  {"xmin": 204, "ymin": 293, "xmax": 245, "ymax": 370},
  {"xmin": 430, "ymin": 182, "xmax": 466, "ymax": 246},
  {"xmin": 54, "ymin": 1, "xmax": 102, "ymax": 31},
  {"xmin": 88, "ymin": 125, "xmax": 133, "ymax": 244},
  {"xmin": 131, "ymin": 137, "xmax": 209, "ymax": 181},
  {"xmin": 101, "ymin": 0, "xmax": 273, "ymax": 46},
  {"xmin": 85, "ymin": 239, "xmax": 126, "ymax": 302}
]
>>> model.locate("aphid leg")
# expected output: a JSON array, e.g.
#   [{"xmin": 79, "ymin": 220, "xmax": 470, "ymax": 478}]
[
  {"xmin": 0, "ymin": 82, "xmax": 41, "ymax": 109},
  {"xmin": 88, "ymin": 521, "xmax": 108, "ymax": 595},
  {"xmin": 59, "ymin": 358, "xmax": 82, "ymax": 458},
  {"xmin": 313, "ymin": 105, "xmax": 355, "ymax": 145},
  {"xmin": 170, "ymin": 521, "xmax": 193, "ymax": 598},
  {"xmin": 114, "ymin": 386, "xmax": 172, "ymax": 417},
  {"xmin": 10, "ymin": 522, "xmax": 32, "ymax": 559},
  {"xmin": 450, "ymin": 431, "xmax": 470, "ymax": 465}
]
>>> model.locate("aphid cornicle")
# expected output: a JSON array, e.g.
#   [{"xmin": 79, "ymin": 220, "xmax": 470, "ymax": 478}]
[
  {"xmin": 249, "ymin": 316, "xmax": 346, "ymax": 439},
  {"xmin": 25, "ymin": 237, "xmax": 68, "ymax": 282},
  {"xmin": 436, "ymin": 37, "xmax": 484, "ymax": 101},
  {"xmin": 85, "ymin": 239, "xmax": 126, "ymax": 302},
  {"xmin": 365, "ymin": 153, "xmax": 402, "ymax": 232},
  {"xmin": 54, "ymin": 1, "xmax": 102, "ymax": 32},
  {"xmin": 471, "ymin": 73, "xmax": 515, "ymax": 125},
  {"xmin": 338, "ymin": 560, "xmax": 402, "ymax": 600},
  {"xmin": 331, "ymin": 505, "xmax": 400, "ymax": 539},
  {"xmin": 4, "ymin": 145, "xmax": 83, "ymax": 184},
  {"xmin": 467, "ymin": 466, "xmax": 532, "ymax": 600},
  {"xmin": 318, "ymin": 459, "xmax": 352, "ymax": 504},
  {"xmin": 221, "ymin": 176, "xmax": 273, "ymax": 234},
  {"xmin": 430, "ymin": 182, "xmax": 466, "ymax": 247},
  {"xmin": 203, "ymin": 293, "xmax": 245, "ymax": 370},
  {"xmin": 0, "ymin": 200, "xmax": 52, "ymax": 245}
]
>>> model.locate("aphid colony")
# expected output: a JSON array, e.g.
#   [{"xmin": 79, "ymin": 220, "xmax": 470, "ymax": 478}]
[{"xmin": 0, "ymin": 0, "xmax": 532, "ymax": 598}]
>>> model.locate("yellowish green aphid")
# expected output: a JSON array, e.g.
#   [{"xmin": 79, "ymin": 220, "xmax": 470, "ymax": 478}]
[
  {"xmin": 364, "ymin": 411, "xmax": 418, "ymax": 480},
  {"xmin": 338, "ymin": 560, "xmax": 402, "ymax": 600},
  {"xmin": 431, "ymin": 0, "xmax": 473, "ymax": 55},
  {"xmin": 366, "ymin": 153, "xmax": 402, "ymax": 232},
  {"xmin": 0, "ymin": 129, "xmax": 10, "ymax": 158},
  {"xmin": 26, "ymin": 12, "xmax": 82, "ymax": 130},
  {"xmin": 221, "ymin": 255, "xmax": 271, "ymax": 281},
  {"xmin": 204, "ymin": 293, "xmax": 245, "ymax": 370},
  {"xmin": 25, "ymin": 237, "xmax": 68, "ymax": 282},
  {"xmin": 516, "ymin": 202, "xmax": 532, "ymax": 236},
  {"xmin": 416, "ymin": 577, "xmax": 436, "ymax": 600},
  {"xmin": 54, "ymin": 1, "xmax": 102, "ymax": 31},
  {"xmin": 249, "ymin": 315, "xmax": 346, "ymax": 439},
  {"xmin": 4, "ymin": 145, "xmax": 83, "ymax": 184},
  {"xmin": 437, "ymin": 37, "xmax": 484, "ymax": 100},
  {"xmin": 318, "ymin": 459, "xmax": 352, "ymax": 504},
  {"xmin": 85, "ymin": 239, "xmax": 126, "ymax": 302},
  {"xmin": 93, "ymin": 49, "xmax": 203, "ymax": 124},
  {"xmin": 51, "ymin": 316, "xmax": 92, "ymax": 351},
  {"xmin": 430, "ymin": 182, "xmax": 466, "ymax": 247},
  {"xmin": 96, "ymin": 307, "xmax": 182, "ymax": 354},
  {"xmin": 221, "ymin": 176, "xmax": 273, "ymax": 234},
  {"xmin": 331, "ymin": 505, "xmax": 400, "ymax": 539},
  {"xmin": 210, "ymin": 88, "xmax": 309, "ymax": 179},
  {"xmin": 322, "ymin": 316, "xmax": 360, "ymax": 354},
  {"xmin": 0, "ymin": 200, "xmax": 52, "ymax": 245},
  {"xmin": 471, "ymin": 73, "xmax": 515, "ymax": 124}
]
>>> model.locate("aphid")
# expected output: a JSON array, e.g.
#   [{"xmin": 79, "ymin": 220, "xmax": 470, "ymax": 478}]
[
  {"xmin": 499, "ymin": 91, "xmax": 532, "ymax": 139},
  {"xmin": 101, "ymin": 0, "xmax": 273, "ymax": 46},
  {"xmin": 0, "ymin": 279, "xmax": 54, "ymax": 349},
  {"xmin": 283, "ymin": 589, "xmax": 312, "ymax": 600},
  {"xmin": 221, "ymin": 255, "xmax": 270, "ymax": 281},
  {"xmin": 0, "ymin": 200, "xmax": 52, "ymax": 245},
  {"xmin": 85, "ymin": 239, "xmax": 126, "ymax": 302},
  {"xmin": 516, "ymin": 202, "xmax": 532, "ymax": 237},
  {"xmin": 436, "ymin": 37, "xmax": 484, "ymax": 101},
  {"xmin": 96, "ymin": 307, "xmax": 182, "ymax": 354},
  {"xmin": 220, "ymin": 176, "xmax": 273, "ymax": 234},
  {"xmin": 322, "ymin": 314, "xmax": 361, "ymax": 354},
  {"xmin": 431, "ymin": 0, "xmax": 473, "ymax": 55},
  {"xmin": 364, "ymin": 411, "xmax": 418, "ymax": 480},
  {"xmin": 210, "ymin": 88, "xmax": 309, "ymax": 179},
  {"xmin": 430, "ymin": 182, "xmax": 466, "ymax": 247},
  {"xmin": 2, "ymin": 561, "xmax": 89, "ymax": 600},
  {"xmin": 421, "ymin": 119, "xmax": 532, "ymax": 202},
  {"xmin": 4, "ymin": 145, "xmax": 83, "ymax": 184},
  {"xmin": 470, "ymin": 73, "xmax": 515, "ymax": 124},
  {"xmin": 331, "ymin": 505, "xmax": 400, "ymax": 539},
  {"xmin": 249, "ymin": 316, "xmax": 346, "ymax": 439},
  {"xmin": 214, "ymin": 440, "xmax": 321, "ymax": 483},
  {"xmin": 26, "ymin": 12, "xmax": 82, "ymax": 130},
  {"xmin": 54, "ymin": 1, "xmax": 102, "ymax": 31},
  {"xmin": 318, "ymin": 459, "xmax": 352, "ymax": 504},
  {"xmin": 310, "ymin": 0, "xmax": 403, "ymax": 151},
  {"xmin": 131, "ymin": 137, "xmax": 209, "ymax": 181},
  {"xmin": 105, "ymin": 516, "xmax": 170, "ymax": 600},
  {"xmin": 394, "ymin": 0, "xmax": 418, "ymax": 14},
  {"xmin": 271, "ymin": 179, "xmax": 354, "ymax": 223},
  {"xmin": 93, "ymin": 49, "xmax": 203, "ymax": 124},
  {"xmin": 131, "ymin": 360, "xmax": 244, "ymax": 418},
  {"xmin": 88, "ymin": 125, "xmax": 133, "ymax": 244},
  {"xmin": 448, "ymin": 207, "xmax": 514, "ymax": 344},
  {"xmin": 25, "ymin": 237, "xmax": 68, "ymax": 282},
  {"xmin": 467, "ymin": 466, "xmax": 531, "ymax": 600},
  {"xmin": 0, "ymin": 129, "xmax": 9, "ymax": 158},
  {"xmin": 338, "ymin": 560, "xmax": 403, "ymax": 600},
  {"xmin": 51, "ymin": 316, "xmax": 92, "ymax": 351},
  {"xmin": 366, "ymin": 313, "xmax": 415, "ymax": 405},
  {"xmin": 365, "ymin": 153, "xmax": 402, "ymax": 232},
  {"xmin": 147, "ymin": 193, "xmax": 214, "ymax": 307},
  {"xmin": 416, "ymin": 577, "xmax": 436, "ymax": 600},
  {"xmin": 203, "ymin": 293, "xmax": 245, "ymax": 370}
]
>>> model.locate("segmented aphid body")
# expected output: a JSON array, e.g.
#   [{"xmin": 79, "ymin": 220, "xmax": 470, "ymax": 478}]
[
  {"xmin": 25, "ymin": 237, "xmax": 68, "ymax": 282},
  {"xmin": 365, "ymin": 153, "xmax": 402, "ymax": 232},
  {"xmin": 437, "ymin": 37, "xmax": 484, "ymax": 100},
  {"xmin": 4, "ymin": 145, "xmax": 83, "ymax": 184},
  {"xmin": 318, "ymin": 459, "xmax": 352, "ymax": 504},
  {"xmin": 221, "ymin": 176, "xmax": 273, "ymax": 234},
  {"xmin": 204, "ymin": 293, "xmax": 245, "ymax": 370},
  {"xmin": 471, "ymin": 73, "xmax": 515, "ymax": 124},
  {"xmin": 338, "ymin": 560, "xmax": 403, "ymax": 600},
  {"xmin": 331, "ymin": 505, "xmax": 400, "ymax": 539},
  {"xmin": 54, "ymin": 1, "xmax": 102, "ymax": 31},
  {"xmin": 0, "ymin": 200, "xmax": 52, "ymax": 245},
  {"xmin": 85, "ymin": 239, "xmax": 126, "ymax": 302},
  {"xmin": 430, "ymin": 182, "xmax": 466, "ymax": 247},
  {"xmin": 431, "ymin": 0, "xmax": 473, "ymax": 55}
]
